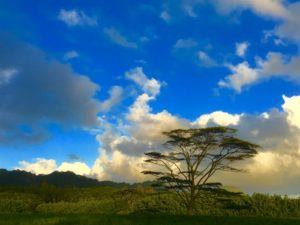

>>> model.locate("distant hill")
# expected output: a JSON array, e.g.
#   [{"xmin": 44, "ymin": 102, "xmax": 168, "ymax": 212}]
[{"xmin": 0, "ymin": 169, "xmax": 151, "ymax": 188}]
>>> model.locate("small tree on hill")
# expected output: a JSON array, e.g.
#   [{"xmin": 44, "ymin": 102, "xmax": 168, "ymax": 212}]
[{"xmin": 142, "ymin": 127, "xmax": 259, "ymax": 215}]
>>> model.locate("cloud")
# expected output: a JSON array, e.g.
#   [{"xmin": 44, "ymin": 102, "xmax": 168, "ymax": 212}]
[
  {"xmin": 210, "ymin": 1, "xmax": 300, "ymax": 45},
  {"xmin": 211, "ymin": 0, "xmax": 289, "ymax": 19},
  {"xmin": 182, "ymin": 4, "xmax": 198, "ymax": 18},
  {"xmin": 175, "ymin": 0, "xmax": 300, "ymax": 44},
  {"xmin": 262, "ymin": 30, "xmax": 286, "ymax": 46},
  {"xmin": 219, "ymin": 52, "xmax": 300, "ymax": 92},
  {"xmin": 170, "ymin": 0, "xmax": 288, "ymax": 21},
  {"xmin": 192, "ymin": 111, "xmax": 241, "ymax": 127},
  {"xmin": 282, "ymin": 95, "xmax": 300, "ymax": 129},
  {"xmin": 236, "ymin": 42, "xmax": 249, "ymax": 57},
  {"xmin": 90, "ymin": 69, "xmax": 300, "ymax": 194},
  {"xmin": 161, "ymin": 0, "xmax": 203, "ymax": 19},
  {"xmin": 275, "ymin": 2, "xmax": 300, "ymax": 44},
  {"xmin": 16, "ymin": 158, "xmax": 57, "ymax": 175},
  {"xmin": 57, "ymin": 162, "xmax": 90, "ymax": 176},
  {"xmin": 99, "ymin": 86, "xmax": 123, "ymax": 112},
  {"xmin": 0, "ymin": 68, "xmax": 17, "ymax": 85},
  {"xmin": 90, "ymin": 93, "xmax": 189, "ymax": 182},
  {"xmin": 68, "ymin": 154, "xmax": 82, "ymax": 161},
  {"xmin": 173, "ymin": 38, "xmax": 198, "ymax": 50},
  {"xmin": 161, "ymin": 0, "xmax": 300, "ymax": 47},
  {"xmin": 258, "ymin": 53, "xmax": 300, "ymax": 81},
  {"xmin": 58, "ymin": 9, "xmax": 97, "ymax": 26},
  {"xmin": 160, "ymin": 10, "xmax": 171, "ymax": 22},
  {"xmin": 16, "ymin": 158, "xmax": 91, "ymax": 176},
  {"xmin": 192, "ymin": 108, "xmax": 300, "ymax": 157},
  {"xmin": 125, "ymin": 67, "xmax": 162, "ymax": 97},
  {"xmin": 188, "ymin": 95, "xmax": 300, "ymax": 194},
  {"xmin": 198, "ymin": 51, "xmax": 217, "ymax": 67},
  {"xmin": 11, "ymin": 60, "xmax": 300, "ymax": 193},
  {"xmin": 88, "ymin": 68, "xmax": 190, "ymax": 182},
  {"xmin": 63, "ymin": 50, "xmax": 79, "ymax": 60},
  {"xmin": 218, "ymin": 61, "xmax": 258, "ymax": 92},
  {"xmin": 107, "ymin": 92, "xmax": 300, "ymax": 194},
  {"xmin": 15, "ymin": 77, "xmax": 300, "ymax": 194},
  {"xmin": 0, "ymin": 35, "xmax": 103, "ymax": 144},
  {"xmin": 217, "ymin": 150, "xmax": 300, "ymax": 194},
  {"xmin": 214, "ymin": 109, "xmax": 300, "ymax": 194},
  {"xmin": 91, "ymin": 150, "xmax": 146, "ymax": 182},
  {"xmin": 103, "ymin": 27, "xmax": 137, "ymax": 49},
  {"xmin": 126, "ymin": 93, "xmax": 189, "ymax": 145},
  {"xmin": 175, "ymin": 1, "xmax": 298, "ymax": 46},
  {"xmin": 161, "ymin": 0, "xmax": 294, "ymax": 47}
]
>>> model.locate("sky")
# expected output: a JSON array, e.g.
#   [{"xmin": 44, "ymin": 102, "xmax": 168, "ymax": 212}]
[{"xmin": 0, "ymin": 0, "xmax": 300, "ymax": 195}]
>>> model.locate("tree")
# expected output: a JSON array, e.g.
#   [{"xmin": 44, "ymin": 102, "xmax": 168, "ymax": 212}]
[{"xmin": 142, "ymin": 127, "xmax": 259, "ymax": 215}]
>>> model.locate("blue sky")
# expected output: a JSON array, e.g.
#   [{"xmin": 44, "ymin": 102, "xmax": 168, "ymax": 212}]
[{"xmin": 0, "ymin": 0, "xmax": 300, "ymax": 194}]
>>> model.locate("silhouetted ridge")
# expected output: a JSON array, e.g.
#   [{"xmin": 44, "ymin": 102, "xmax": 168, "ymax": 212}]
[{"xmin": 0, "ymin": 169, "xmax": 150, "ymax": 188}]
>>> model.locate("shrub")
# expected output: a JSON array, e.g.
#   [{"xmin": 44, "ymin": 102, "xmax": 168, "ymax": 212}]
[
  {"xmin": 36, "ymin": 199, "xmax": 119, "ymax": 214},
  {"xmin": 0, "ymin": 199, "xmax": 32, "ymax": 213}
]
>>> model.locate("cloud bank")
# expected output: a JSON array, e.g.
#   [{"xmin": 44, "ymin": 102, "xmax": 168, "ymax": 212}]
[
  {"xmin": 17, "ymin": 67, "xmax": 300, "ymax": 195},
  {"xmin": 0, "ymin": 36, "xmax": 124, "ymax": 145}
]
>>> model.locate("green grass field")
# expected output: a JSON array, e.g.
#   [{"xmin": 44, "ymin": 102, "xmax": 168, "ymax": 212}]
[{"xmin": 0, "ymin": 214, "xmax": 300, "ymax": 225}]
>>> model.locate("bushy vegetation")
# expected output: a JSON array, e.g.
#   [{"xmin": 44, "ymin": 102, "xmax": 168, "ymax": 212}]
[{"xmin": 0, "ymin": 185, "xmax": 300, "ymax": 217}]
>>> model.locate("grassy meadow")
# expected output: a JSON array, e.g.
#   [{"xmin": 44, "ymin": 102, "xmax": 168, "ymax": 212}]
[
  {"xmin": 1, "ymin": 214, "xmax": 300, "ymax": 225},
  {"xmin": 1, "ymin": 185, "xmax": 300, "ymax": 224}
]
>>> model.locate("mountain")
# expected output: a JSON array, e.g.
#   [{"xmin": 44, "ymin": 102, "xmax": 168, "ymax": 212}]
[{"xmin": 0, "ymin": 169, "xmax": 139, "ymax": 188}]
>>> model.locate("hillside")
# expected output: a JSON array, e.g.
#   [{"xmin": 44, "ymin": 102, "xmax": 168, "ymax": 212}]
[{"xmin": 0, "ymin": 169, "xmax": 137, "ymax": 188}]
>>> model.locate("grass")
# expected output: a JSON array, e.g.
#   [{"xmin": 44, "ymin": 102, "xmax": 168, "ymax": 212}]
[{"xmin": 0, "ymin": 214, "xmax": 300, "ymax": 225}]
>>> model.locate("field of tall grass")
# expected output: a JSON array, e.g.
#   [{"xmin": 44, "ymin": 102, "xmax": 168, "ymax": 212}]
[
  {"xmin": 1, "ymin": 184, "xmax": 300, "ymax": 225},
  {"xmin": 1, "ymin": 214, "xmax": 300, "ymax": 225}
]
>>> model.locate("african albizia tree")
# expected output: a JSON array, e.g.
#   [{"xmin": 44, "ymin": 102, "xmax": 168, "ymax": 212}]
[{"xmin": 142, "ymin": 127, "xmax": 259, "ymax": 215}]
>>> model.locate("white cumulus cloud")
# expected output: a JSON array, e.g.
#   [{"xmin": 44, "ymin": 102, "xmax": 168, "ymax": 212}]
[
  {"xmin": 125, "ymin": 67, "xmax": 162, "ymax": 97},
  {"xmin": 16, "ymin": 158, "xmax": 91, "ymax": 176},
  {"xmin": 91, "ymin": 150, "xmax": 146, "ymax": 182},
  {"xmin": 58, "ymin": 162, "xmax": 91, "ymax": 176},
  {"xmin": 16, "ymin": 158, "xmax": 57, "ymax": 175},
  {"xmin": 219, "ymin": 52, "xmax": 300, "ymax": 92},
  {"xmin": 193, "ymin": 111, "xmax": 241, "ymax": 127},
  {"xmin": 282, "ymin": 95, "xmax": 300, "ymax": 129},
  {"xmin": 218, "ymin": 62, "xmax": 258, "ymax": 92}
]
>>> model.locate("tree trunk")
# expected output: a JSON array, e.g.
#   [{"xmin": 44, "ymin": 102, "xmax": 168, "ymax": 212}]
[
  {"xmin": 187, "ymin": 199, "xmax": 195, "ymax": 215},
  {"xmin": 187, "ymin": 205, "xmax": 194, "ymax": 215}
]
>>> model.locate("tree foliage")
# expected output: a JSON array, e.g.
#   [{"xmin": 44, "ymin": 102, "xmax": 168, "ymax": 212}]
[{"xmin": 142, "ymin": 127, "xmax": 259, "ymax": 214}]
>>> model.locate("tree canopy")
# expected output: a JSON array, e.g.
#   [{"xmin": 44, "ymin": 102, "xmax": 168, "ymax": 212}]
[{"xmin": 142, "ymin": 127, "xmax": 259, "ymax": 214}]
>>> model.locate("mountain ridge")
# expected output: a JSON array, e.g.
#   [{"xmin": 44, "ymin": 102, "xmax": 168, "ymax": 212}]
[{"xmin": 0, "ymin": 169, "xmax": 151, "ymax": 188}]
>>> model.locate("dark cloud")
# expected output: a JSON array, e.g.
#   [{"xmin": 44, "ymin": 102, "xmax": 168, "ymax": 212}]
[
  {"xmin": 236, "ymin": 109, "xmax": 300, "ymax": 155},
  {"xmin": 0, "ymin": 35, "xmax": 101, "ymax": 145},
  {"xmin": 68, "ymin": 154, "xmax": 83, "ymax": 161}
]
